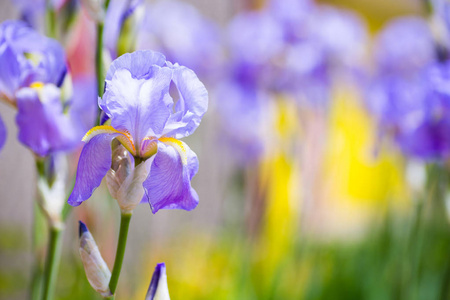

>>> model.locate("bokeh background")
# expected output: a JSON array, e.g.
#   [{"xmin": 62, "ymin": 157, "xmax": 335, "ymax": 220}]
[{"xmin": 1, "ymin": 0, "xmax": 450, "ymax": 299}]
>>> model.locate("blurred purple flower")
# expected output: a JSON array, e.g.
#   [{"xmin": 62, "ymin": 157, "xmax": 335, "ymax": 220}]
[
  {"xmin": 104, "ymin": 0, "xmax": 143, "ymax": 59},
  {"xmin": 227, "ymin": 10, "xmax": 284, "ymax": 88},
  {"xmin": 368, "ymin": 17, "xmax": 450, "ymax": 160},
  {"xmin": 0, "ymin": 21, "xmax": 67, "ymax": 98},
  {"xmin": 374, "ymin": 17, "xmax": 435, "ymax": 77},
  {"xmin": 136, "ymin": 0, "xmax": 222, "ymax": 80},
  {"xmin": 0, "ymin": 20, "xmax": 93, "ymax": 156},
  {"xmin": 10, "ymin": 0, "xmax": 69, "ymax": 28},
  {"xmin": 277, "ymin": 5, "xmax": 368, "ymax": 104},
  {"xmin": 215, "ymin": 80, "xmax": 272, "ymax": 163},
  {"xmin": 268, "ymin": 0, "xmax": 313, "ymax": 42},
  {"xmin": 68, "ymin": 50, "xmax": 208, "ymax": 214}
]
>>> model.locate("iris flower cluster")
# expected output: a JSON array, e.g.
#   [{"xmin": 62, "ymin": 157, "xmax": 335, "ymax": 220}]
[{"xmin": 368, "ymin": 16, "xmax": 450, "ymax": 160}]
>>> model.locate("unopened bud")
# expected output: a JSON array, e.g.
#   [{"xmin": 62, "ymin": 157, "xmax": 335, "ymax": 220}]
[
  {"xmin": 36, "ymin": 154, "xmax": 67, "ymax": 229},
  {"xmin": 106, "ymin": 144, "xmax": 150, "ymax": 213},
  {"xmin": 145, "ymin": 263, "xmax": 170, "ymax": 300},
  {"xmin": 79, "ymin": 221, "xmax": 112, "ymax": 298}
]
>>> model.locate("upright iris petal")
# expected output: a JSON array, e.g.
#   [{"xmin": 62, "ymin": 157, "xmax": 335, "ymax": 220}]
[{"xmin": 69, "ymin": 50, "xmax": 208, "ymax": 213}]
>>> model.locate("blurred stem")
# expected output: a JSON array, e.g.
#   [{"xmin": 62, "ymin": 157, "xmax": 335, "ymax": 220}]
[
  {"xmin": 425, "ymin": 163, "xmax": 448, "ymax": 226},
  {"xmin": 408, "ymin": 163, "xmax": 449, "ymax": 299},
  {"xmin": 107, "ymin": 212, "xmax": 132, "ymax": 298},
  {"xmin": 41, "ymin": 227, "xmax": 63, "ymax": 300},
  {"xmin": 95, "ymin": 0, "xmax": 111, "ymax": 125},
  {"xmin": 29, "ymin": 203, "xmax": 46, "ymax": 300},
  {"xmin": 45, "ymin": 0, "xmax": 57, "ymax": 39}
]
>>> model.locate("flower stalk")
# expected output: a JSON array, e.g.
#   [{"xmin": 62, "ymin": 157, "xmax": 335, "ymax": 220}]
[
  {"xmin": 107, "ymin": 212, "xmax": 132, "ymax": 298},
  {"xmin": 41, "ymin": 226, "xmax": 64, "ymax": 300},
  {"xmin": 96, "ymin": 0, "xmax": 112, "ymax": 98}
]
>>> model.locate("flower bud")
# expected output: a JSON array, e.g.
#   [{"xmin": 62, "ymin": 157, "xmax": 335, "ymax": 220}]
[
  {"xmin": 79, "ymin": 221, "xmax": 112, "ymax": 298},
  {"xmin": 145, "ymin": 263, "xmax": 170, "ymax": 300},
  {"xmin": 36, "ymin": 154, "xmax": 67, "ymax": 229},
  {"xmin": 106, "ymin": 143, "xmax": 150, "ymax": 213}
]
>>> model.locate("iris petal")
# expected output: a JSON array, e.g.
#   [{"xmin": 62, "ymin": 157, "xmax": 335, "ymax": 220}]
[
  {"xmin": 68, "ymin": 133, "xmax": 120, "ymax": 206},
  {"xmin": 105, "ymin": 50, "xmax": 166, "ymax": 81},
  {"xmin": 162, "ymin": 65, "xmax": 208, "ymax": 139},
  {"xmin": 15, "ymin": 85, "xmax": 80, "ymax": 156},
  {"xmin": 0, "ymin": 44, "xmax": 21, "ymax": 100},
  {"xmin": 102, "ymin": 67, "xmax": 173, "ymax": 145},
  {"xmin": 143, "ymin": 141, "xmax": 199, "ymax": 213}
]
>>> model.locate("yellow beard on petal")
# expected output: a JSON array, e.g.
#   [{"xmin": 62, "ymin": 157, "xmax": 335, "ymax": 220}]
[
  {"xmin": 83, "ymin": 125, "xmax": 136, "ymax": 156},
  {"xmin": 159, "ymin": 137, "xmax": 188, "ymax": 165}
]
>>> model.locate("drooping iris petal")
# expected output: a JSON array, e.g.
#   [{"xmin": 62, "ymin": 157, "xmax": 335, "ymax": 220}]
[
  {"xmin": 102, "ymin": 67, "xmax": 173, "ymax": 143},
  {"xmin": 68, "ymin": 133, "xmax": 120, "ymax": 206},
  {"xmin": 0, "ymin": 115, "xmax": 6, "ymax": 150},
  {"xmin": 105, "ymin": 50, "xmax": 166, "ymax": 81},
  {"xmin": 15, "ymin": 85, "xmax": 80, "ymax": 156},
  {"xmin": 0, "ymin": 44, "xmax": 21, "ymax": 100},
  {"xmin": 162, "ymin": 65, "xmax": 208, "ymax": 138},
  {"xmin": 143, "ymin": 142, "xmax": 199, "ymax": 214}
]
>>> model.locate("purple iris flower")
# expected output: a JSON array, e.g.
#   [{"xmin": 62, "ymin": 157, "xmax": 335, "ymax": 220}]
[
  {"xmin": 368, "ymin": 17, "xmax": 450, "ymax": 160},
  {"xmin": 0, "ymin": 20, "xmax": 67, "ymax": 99},
  {"xmin": 0, "ymin": 20, "xmax": 90, "ymax": 156},
  {"xmin": 68, "ymin": 50, "xmax": 208, "ymax": 213}
]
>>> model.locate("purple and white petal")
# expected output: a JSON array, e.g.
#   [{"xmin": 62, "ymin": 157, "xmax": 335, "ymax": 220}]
[
  {"xmin": 162, "ymin": 65, "xmax": 208, "ymax": 138},
  {"xmin": 68, "ymin": 133, "xmax": 120, "ymax": 206},
  {"xmin": 105, "ymin": 50, "xmax": 166, "ymax": 81},
  {"xmin": 0, "ymin": 44, "xmax": 21, "ymax": 99},
  {"xmin": 15, "ymin": 85, "xmax": 79, "ymax": 156},
  {"xmin": 103, "ymin": 66, "xmax": 173, "ymax": 142},
  {"xmin": 143, "ymin": 142, "xmax": 199, "ymax": 214}
]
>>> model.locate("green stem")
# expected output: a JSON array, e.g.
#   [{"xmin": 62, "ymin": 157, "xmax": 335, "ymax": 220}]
[
  {"xmin": 41, "ymin": 227, "xmax": 63, "ymax": 300},
  {"xmin": 108, "ymin": 213, "xmax": 132, "ymax": 298},
  {"xmin": 95, "ymin": 0, "xmax": 111, "ymax": 125},
  {"xmin": 29, "ymin": 203, "xmax": 46, "ymax": 300},
  {"xmin": 96, "ymin": 21, "xmax": 105, "ymax": 98},
  {"xmin": 45, "ymin": 0, "xmax": 57, "ymax": 38}
]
